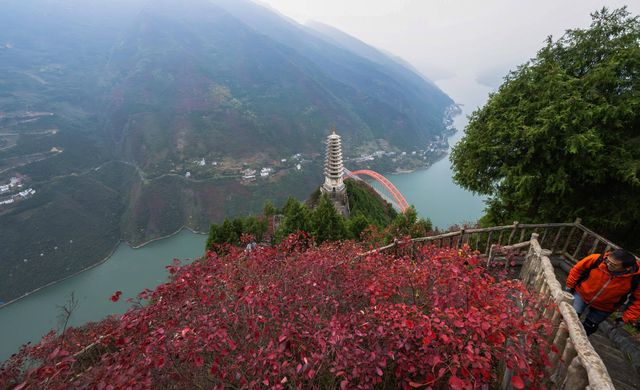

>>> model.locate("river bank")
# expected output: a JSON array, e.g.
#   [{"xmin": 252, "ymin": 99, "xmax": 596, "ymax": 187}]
[
  {"xmin": 0, "ymin": 229, "xmax": 207, "ymax": 361},
  {"xmin": 129, "ymin": 226, "xmax": 206, "ymax": 249},
  {"xmin": 0, "ymin": 226, "xmax": 206, "ymax": 310}
]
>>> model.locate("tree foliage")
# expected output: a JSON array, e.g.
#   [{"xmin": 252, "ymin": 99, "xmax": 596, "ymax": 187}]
[
  {"xmin": 280, "ymin": 197, "xmax": 311, "ymax": 235},
  {"xmin": 206, "ymin": 216, "xmax": 268, "ymax": 250},
  {"xmin": 206, "ymin": 180, "xmax": 414, "ymax": 249},
  {"xmin": 345, "ymin": 179, "xmax": 397, "ymax": 227},
  {"xmin": 450, "ymin": 7, "xmax": 640, "ymax": 250},
  {"xmin": 311, "ymin": 195, "xmax": 349, "ymax": 243}
]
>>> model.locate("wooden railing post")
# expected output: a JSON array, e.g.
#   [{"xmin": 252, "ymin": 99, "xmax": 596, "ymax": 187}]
[
  {"xmin": 457, "ymin": 229, "xmax": 465, "ymax": 249},
  {"xmin": 572, "ymin": 231, "xmax": 588, "ymax": 260},
  {"xmin": 518, "ymin": 226, "xmax": 527, "ymax": 243},
  {"xmin": 563, "ymin": 356, "xmax": 589, "ymax": 389},
  {"xmin": 562, "ymin": 218, "xmax": 582, "ymax": 255},
  {"xmin": 487, "ymin": 244, "xmax": 495, "ymax": 267},
  {"xmin": 540, "ymin": 227, "xmax": 549, "ymax": 247},
  {"xmin": 557, "ymin": 338, "xmax": 577, "ymax": 386},
  {"xmin": 589, "ymin": 238, "xmax": 600, "ymax": 255},
  {"xmin": 484, "ymin": 231, "xmax": 493, "ymax": 255},
  {"xmin": 550, "ymin": 322, "xmax": 569, "ymax": 374},
  {"xmin": 551, "ymin": 226, "xmax": 564, "ymax": 253},
  {"xmin": 507, "ymin": 221, "xmax": 519, "ymax": 245},
  {"xmin": 519, "ymin": 244, "xmax": 535, "ymax": 283}
]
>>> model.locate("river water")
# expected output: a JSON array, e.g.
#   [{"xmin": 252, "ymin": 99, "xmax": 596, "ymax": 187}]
[
  {"xmin": 0, "ymin": 75, "xmax": 492, "ymax": 362},
  {"xmin": 382, "ymin": 109, "xmax": 485, "ymax": 229},
  {"xmin": 0, "ymin": 230, "xmax": 206, "ymax": 361},
  {"xmin": 378, "ymin": 74, "xmax": 491, "ymax": 229}
]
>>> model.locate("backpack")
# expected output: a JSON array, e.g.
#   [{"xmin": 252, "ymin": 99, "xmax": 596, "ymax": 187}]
[{"xmin": 575, "ymin": 253, "xmax": 640, "ymax": 307}]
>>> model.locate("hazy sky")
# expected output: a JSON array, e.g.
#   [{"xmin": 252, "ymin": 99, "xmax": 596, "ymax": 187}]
[{"xmin": 259, "ymin": 0, "xmax": 639, "ymax": 84}]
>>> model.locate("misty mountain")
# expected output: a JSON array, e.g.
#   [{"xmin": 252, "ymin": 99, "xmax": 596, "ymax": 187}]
[
  {"xmin": 305, "ymin": 21, "xmax": 437, "ymax": 85},
  {"xmin": 0, "ymin": 0, "xmax": 454, "ymax": 301}
]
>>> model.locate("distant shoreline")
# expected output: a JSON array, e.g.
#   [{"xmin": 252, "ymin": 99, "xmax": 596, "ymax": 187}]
[
  {"xmin": 129, "ymin": 226, "xmax": 206, "ymax": 249},
  {"xmin": 388, "ymin": 152, "xmax": 449, "ymax": 176},
  {"xmin": 0, "ymin": 226, "xmax": 206, "ymax": 310}
]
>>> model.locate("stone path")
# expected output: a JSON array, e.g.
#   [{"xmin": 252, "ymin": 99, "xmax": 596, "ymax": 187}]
[{"xmin": 593, "ymin": 322, "xmax": 640, "ymax": 390}]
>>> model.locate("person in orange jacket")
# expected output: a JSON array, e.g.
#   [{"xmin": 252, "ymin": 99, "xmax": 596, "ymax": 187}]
[{"xmin": 565, "ymin": 249, "xmax": 640, "ymax": 335}]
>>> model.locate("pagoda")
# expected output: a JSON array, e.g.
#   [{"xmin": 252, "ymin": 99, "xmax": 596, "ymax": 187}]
[{"xmin": 320, "ymin": 127, "xmax": 349, "ymax": 216}]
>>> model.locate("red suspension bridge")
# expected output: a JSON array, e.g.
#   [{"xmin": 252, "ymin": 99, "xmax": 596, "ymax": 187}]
[{"xmin": 344, "ymin": 169, "xmax": 410, "ymax": 213}]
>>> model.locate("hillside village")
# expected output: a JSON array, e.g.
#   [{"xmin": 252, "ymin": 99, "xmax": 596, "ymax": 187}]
[
  {"xmin": 0, "ymin": 175, "xmax": 35, "ymax": 207},
  {"xmin": 177, "ymin": 137, "xmax": 451, "ymax": 184}
]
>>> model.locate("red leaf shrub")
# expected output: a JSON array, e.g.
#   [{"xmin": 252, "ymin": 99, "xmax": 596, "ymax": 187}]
[{"xmin": 1, "ymin": 238, "xmax": 553, "ymax": 389}]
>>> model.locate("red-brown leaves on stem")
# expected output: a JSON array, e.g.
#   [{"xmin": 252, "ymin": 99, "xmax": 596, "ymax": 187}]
[{"xmin": 110, "ymin": 291, "xmax": 122, "ymax": 302}]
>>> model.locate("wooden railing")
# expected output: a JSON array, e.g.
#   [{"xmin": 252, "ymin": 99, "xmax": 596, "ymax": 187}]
[
  {"xmin": 362, "ymin": 218, "xmax": 624, "ymax": 265},
  {"xmin": 360, "ymin": 222, "xmax": 618, "ymax": 389},
  {"xmin": 520, "ymin": 233, "xmax": 614, "ymax": 389}
]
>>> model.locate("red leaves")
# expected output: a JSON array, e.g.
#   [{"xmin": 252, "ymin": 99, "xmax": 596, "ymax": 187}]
[
  {"xmin": 0, "ymin": 243, "xmax": 553, "ymax": 389},
  {"xmin": 110, "ymin": 290, "xmax": 122, "ymax": 302},
  {"xmin": 421, "ymin": 334, "xmax": 434, "ymax": 345},
  {"xmin": 488, "ymin": 331, "xmax": 506, "ymax": 345},
  {"xmin": 448, "ymin": 375, "xmax": 467, "ymax": 390},
  {"xmin": 194, "ymin": 355, "xmax": 204, "ymax": 367},
  {"xmin": 511, "ymin": 375, "xmax": 526, "ymax": 389},
  {"xmin": 155, "ymin": 356, "xmax": 166, "ymax": 369}
]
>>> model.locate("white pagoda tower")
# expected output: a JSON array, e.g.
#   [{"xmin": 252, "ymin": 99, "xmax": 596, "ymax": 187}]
[
  {"xmin": 320, "ymin": 127, "xmax": 349, "ymax": 216},
  {"xmin": 322, "ymin": 127, "xmax": 345, "ymax": 195}
]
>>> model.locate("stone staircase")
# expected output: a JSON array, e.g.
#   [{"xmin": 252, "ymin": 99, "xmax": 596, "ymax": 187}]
[{"xmin": 590, "ymin": 328, "xmax": 640, "ymax": 390}]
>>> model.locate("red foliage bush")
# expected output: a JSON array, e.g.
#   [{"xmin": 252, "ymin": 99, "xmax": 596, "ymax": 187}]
[{"xmin": 1, "ymin": 237, "xmax": 552, "ymax": 389}]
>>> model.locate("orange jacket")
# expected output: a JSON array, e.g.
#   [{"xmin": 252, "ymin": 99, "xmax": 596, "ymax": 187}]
[{"xmin": 566, "ymin": 253, "xmax": 640, "ymax": 323}]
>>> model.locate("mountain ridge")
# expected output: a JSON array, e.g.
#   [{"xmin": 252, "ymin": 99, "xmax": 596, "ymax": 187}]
[{"xmin": 0, "ymin": 0, "xmax": 455, "ymax": 301}]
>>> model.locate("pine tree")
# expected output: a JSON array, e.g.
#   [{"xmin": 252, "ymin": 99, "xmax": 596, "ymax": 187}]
[
  {"xmin": 220, "ymin": 219, "xmax": 237, "ymax": 244},
  {"xmin": 263, "ymin": 200, "xmax": 277, "ymax": 217},
  {"xmin": 205, "ymin": 223, "xmax": 220, "ymax": 250},
  {"xmin": 450, "ymin": 7, "xmax": 640, "ymax": 250},
  {"xmin": 281, "ymin": 197, "xmax": 311, "ymax": 234},
  {"xmin": 311, "ymin": 195, "xmax": 348, "ymax": 243},
  {"xmin": 347, "ymin": 213, "xmax": 370, "ymax": 240}
]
